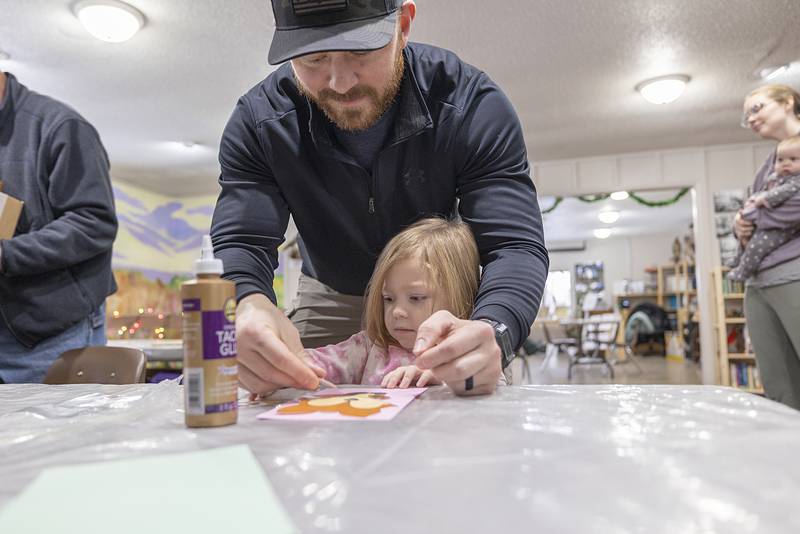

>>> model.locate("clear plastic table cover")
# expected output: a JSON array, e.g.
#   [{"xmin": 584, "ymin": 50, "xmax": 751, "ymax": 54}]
[{"xmin": 1, "ymin": 382, "xmax": 799, "ymax": 533}]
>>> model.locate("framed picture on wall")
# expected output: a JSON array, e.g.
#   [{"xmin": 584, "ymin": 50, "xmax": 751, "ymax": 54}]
[
  {"xmin": 713, "ymin": 190, "xmax": 745, "ymax": 213},
  {"xmin": 713, "ymin": 188, "xmax": 747, "ymax": 266},
  {"xmin": 574, "ymin": 261, "xmax": 604, "ymax": 311}
]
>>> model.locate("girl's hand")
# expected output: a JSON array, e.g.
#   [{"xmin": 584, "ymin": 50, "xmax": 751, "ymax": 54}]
[{"xmin": 381, "ymin": 365, "xmax": 439, "ymax": 388}]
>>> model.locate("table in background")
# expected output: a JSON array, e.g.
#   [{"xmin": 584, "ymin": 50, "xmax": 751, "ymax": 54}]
[{"xmin": 2, "ymin": 383, "xmax": 798, "ymax": 533}]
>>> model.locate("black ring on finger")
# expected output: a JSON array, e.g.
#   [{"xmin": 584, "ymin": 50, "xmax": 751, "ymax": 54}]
[{"xmin": 465, "ymin": 376, "xmax": 474, "ymax": 391}]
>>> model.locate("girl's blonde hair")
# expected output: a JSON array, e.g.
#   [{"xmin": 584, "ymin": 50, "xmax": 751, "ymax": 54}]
[
  {"xmin": 748, "ymin": 84, "xmax": 800, "ymax": 118},
  {"xmin": 363, "ymin": 217, "xmax": 480, "ymax": 348}
]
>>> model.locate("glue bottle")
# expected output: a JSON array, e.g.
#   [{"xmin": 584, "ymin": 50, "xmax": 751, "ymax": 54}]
[{"xmin": 181, "ymin": 235, "xmax": 238, "ymax": 427}]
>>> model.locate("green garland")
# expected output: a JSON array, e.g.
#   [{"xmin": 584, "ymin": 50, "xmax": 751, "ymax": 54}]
[
  {"xmin": 542, "ymin": 188, "xmax": 690, "ymax": 214},
  {"xmin": 541, "ymin": 196, "xmax": 563, "ymax": 214},
  {"xmin": 628, "ymin": 188, "xmax": 690, "ymax": 207},
  {"xmin": 576, "ymin": 193, "xmax": 610, "ymax": 203}
]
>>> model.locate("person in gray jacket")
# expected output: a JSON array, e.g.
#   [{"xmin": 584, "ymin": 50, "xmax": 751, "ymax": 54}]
[{"xmin": 0, "ymin": 70, "xmax": 118, "ymax": 383}]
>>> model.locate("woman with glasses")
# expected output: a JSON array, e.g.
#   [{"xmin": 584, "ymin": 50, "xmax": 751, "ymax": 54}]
[{"xmin": 736, "ymin": 84, "xmax": 800, "ymax": 409}]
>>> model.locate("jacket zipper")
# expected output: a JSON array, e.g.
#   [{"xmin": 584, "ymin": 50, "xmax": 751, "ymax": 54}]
[{"xmin": 368, "ymin": 165, "xmax": 377, "ymax": 214}]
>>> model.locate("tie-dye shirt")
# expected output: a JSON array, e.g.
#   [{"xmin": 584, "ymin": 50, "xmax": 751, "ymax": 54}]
[{"xmin": 304, "ymin": 331, "xmax": 416, "ymax": 385}]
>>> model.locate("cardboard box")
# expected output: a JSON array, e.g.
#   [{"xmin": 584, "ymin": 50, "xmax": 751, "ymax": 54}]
[{"xmin": 0, "ymin": 191, "xmax": 24, "ymax": 239}]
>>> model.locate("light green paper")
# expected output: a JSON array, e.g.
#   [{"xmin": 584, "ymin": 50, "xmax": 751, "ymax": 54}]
[{"xmin": 0, "ymin": 444, "xmax": 295, "ymax": 534}]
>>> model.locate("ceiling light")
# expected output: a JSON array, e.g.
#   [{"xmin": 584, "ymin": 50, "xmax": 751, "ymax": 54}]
[
  {"xmin": 0, "ymin": 50, "xmax": 10, "ymax": 61},
  {"xmin": 610, "ymin": 191, "xmax": 629, "ymax": 201},
  {"xmin": 593, "ymin": 228, "xmax": 612, "ymax": 239},
  {"xmin": 635, "ymin": 74, "xmax": 690, "ymax": 105},
  {"xmin": 598, "ymin": 210, "xmax": 620, "ymax": 224},
  {"xmin": 163, "ymin": 141, "xmax": 206, "ymax": 152},
  {"xmin": 759, "ymin": 64, "xmax": 790, "ymax": 81},
  {"xmin": 74, "ymin": 0, "xmax": 145, "ymax": 43}
]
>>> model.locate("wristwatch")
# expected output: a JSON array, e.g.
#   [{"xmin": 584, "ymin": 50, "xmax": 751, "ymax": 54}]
[{"xmin": 479, "ymin": 319, "xmax": 515, "ymax": 369}]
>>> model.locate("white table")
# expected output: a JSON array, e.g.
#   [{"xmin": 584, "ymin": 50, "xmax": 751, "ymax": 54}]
[{"xmin": 1, "ymin": 383, "xmax": 798, "ymax": 533}]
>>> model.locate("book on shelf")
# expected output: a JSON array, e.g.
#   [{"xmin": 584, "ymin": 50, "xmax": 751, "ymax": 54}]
[
  {"xmin": 729, "ymin": 362, "xmax": 762, "ymax": 389},
  {"xmin": 666, "ymin": 294, "xmax": 679, "ymax": 310},
  {"xmin": 721, "ymin": 277, "xmax": 745, "ymax": 294}
]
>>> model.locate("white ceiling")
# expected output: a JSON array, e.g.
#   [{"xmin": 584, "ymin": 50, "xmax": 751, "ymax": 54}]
[{"xmin": 1, "ymin": 0, "xmax": 799, "ymax": 241}]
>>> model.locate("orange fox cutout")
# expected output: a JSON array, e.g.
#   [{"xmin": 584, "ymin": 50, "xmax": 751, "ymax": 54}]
[{"xmin": 277, "ymin": 392, "xmax": 395, "ymax": 418}]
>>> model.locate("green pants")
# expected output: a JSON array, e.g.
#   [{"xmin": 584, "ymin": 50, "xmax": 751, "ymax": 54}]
[{"xmin": 745, "ymin": 280, "xmax": 800, "ymax": 410}]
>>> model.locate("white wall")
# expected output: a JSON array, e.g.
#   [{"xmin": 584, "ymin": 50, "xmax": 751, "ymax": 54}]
[
  {"xmin": 549, "ymin": 231, "xmax": 678, "ymax": 296},
  {"xmin": 628, "ymin": 232, "xmax": 679, "ymax": 278}
]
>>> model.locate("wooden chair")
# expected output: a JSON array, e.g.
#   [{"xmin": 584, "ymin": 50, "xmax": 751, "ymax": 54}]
[{"xmin": 43, "ymin": 346, "xmax": 147, "ymax": 385}]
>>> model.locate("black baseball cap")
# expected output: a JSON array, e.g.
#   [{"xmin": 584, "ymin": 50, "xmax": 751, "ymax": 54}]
[{"xmin": 268, "ymin": 0, "xmax": 402, "ymax": 65}]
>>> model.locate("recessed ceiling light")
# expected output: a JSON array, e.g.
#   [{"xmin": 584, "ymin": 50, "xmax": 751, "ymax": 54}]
[
  {"xmin": 610, "ymin": 191, "xmax": 629, "ymax": 201},
  {"xmin": 635, "ymin": 74, "xmax": 690, "ymax": 105},
  {"xmin": 74, "ymin": 0, "xmax": 145, "ymax": 43},
  {"xmin": 598, "ymin": 210, "xmax": 620, "ymax": 224},
  {"xmin": 593, "ymin": 228, "xmax": 612, "ymax": 239}
]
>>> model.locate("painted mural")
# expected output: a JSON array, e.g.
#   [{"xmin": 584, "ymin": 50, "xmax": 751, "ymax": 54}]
[{"xmin": 108, "ymin": 181, "xmax": 285, "ymax": 340}]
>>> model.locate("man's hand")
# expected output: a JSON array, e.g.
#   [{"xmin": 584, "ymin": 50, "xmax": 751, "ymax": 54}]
[
  {"xmin": 235, "ymin": 294, "xmax": 325, "ymax": 396},
  {"xmin": 734, "ymin": 210, "xmax": 755, "ymax": 246},
  {"xmin": 412, "ymin": 310, "xmax": 502, "ymax": 396},
  {"xmin": 380, "ymin": 365, "xmax": 440, "ymax": 389}
]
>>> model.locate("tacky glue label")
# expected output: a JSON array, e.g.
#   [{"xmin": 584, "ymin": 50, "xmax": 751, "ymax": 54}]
[{"xmin": 181, "ymin": 235, "xmax": 238, "ymax": 428}]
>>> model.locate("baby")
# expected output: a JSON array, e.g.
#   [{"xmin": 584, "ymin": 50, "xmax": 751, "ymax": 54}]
[{"xmin": 728, "ymin": 136, "xmax": 800, "ymax": 281}]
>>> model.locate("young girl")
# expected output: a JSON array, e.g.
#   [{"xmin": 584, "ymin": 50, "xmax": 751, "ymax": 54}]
[{"xmin": 303, "ymin": 217, "xmax": 480, "ymax": 388}]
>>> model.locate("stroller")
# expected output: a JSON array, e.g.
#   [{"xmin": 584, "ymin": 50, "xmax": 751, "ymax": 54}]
[{"xmin": 625, "ymin": 302, "xmax": 670, "ymax": 356}]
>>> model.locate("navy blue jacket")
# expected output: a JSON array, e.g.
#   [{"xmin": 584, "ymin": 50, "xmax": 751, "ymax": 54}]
[
  {"xmin": 211, "ymin": 43, "xmax": 548, "ymax": 349},
  {"xmin": 0, "ymin": 73, "xmax": 117, "ymax": 347}
]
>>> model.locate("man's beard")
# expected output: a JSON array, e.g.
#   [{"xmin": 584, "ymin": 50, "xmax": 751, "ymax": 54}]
[{"xmin": 296, "ymin": 46, "xmax": 405, "ymax": 132}]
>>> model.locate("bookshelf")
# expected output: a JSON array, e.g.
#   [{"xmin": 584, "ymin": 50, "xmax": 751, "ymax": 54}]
[
  {"xmin": 659, "ymin": 261, "xmax": 697, "ymax": 337},
  {"xmin": 711, "ymin": 266, "xmax": 763, "ymax": 394}
]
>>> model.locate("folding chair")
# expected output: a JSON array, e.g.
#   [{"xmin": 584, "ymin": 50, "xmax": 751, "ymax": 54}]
[{"xmin": 43, "ymin": 346, "xmax": 147, "ymax": 384}]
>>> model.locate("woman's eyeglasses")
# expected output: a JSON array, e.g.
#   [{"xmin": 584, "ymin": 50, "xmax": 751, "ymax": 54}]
[{"xmin": 740, "ymin": 102, "xmax": 767, "ymax": 128}]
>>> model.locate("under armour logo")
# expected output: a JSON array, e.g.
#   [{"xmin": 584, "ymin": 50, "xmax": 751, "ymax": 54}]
[{"xmin": 402, "ymin": 169, "xmax": 426, "ymax": 186}]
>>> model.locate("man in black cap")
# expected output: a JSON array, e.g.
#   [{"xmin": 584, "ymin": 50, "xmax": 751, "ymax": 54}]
[{"xmin": 211, "ymin": 0, "xmax": 549, "ymax": 396}]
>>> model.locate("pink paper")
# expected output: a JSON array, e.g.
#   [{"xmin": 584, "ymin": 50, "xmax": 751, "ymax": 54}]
[{"xmin": 257, "ymin": 387, "xmax": 426, "ymax": 421}]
